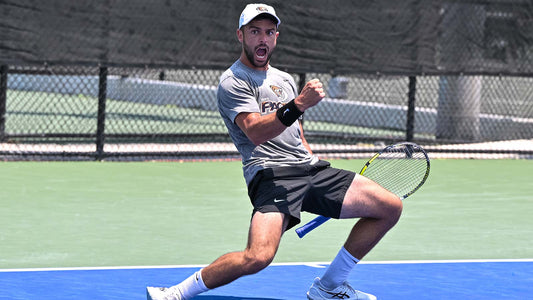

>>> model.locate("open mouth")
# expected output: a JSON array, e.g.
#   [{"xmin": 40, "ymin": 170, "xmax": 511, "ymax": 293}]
[{"xmin": 255, "ymin": 47, "xmax": 268, "ymax": 59}]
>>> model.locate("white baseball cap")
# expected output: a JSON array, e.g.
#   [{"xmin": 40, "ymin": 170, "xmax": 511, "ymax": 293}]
[{"xmin": 238, "ymin": 3, "xmax": 281, "ymax": 29}]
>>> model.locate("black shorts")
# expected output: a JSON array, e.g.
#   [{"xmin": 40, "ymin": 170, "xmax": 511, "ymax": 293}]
[{"xmin": 247, "ymin": 160, "xmax": 356, "ymax": 230}]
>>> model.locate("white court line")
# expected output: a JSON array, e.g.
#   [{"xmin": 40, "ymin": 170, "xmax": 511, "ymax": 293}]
[{"xmin": 1, "ymin": 258, "xmax": 532, "ymax": 273}]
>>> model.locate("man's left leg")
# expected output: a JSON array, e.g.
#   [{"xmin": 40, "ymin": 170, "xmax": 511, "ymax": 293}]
[{"xmin": 308, "ymin": 174, "xmax": 403, "ymax": 300}]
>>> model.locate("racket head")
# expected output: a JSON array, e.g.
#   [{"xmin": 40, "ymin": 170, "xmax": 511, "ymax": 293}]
[{"xmin": 359, "ymin": 142, "xmax": 430, "ymax": 200}]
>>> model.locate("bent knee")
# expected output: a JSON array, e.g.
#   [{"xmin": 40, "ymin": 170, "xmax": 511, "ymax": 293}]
[
  {"xmin": 340, "ymin": 175, "xmax": 404, "ymax": 221},
  {"xmin": 242, "ymin": 252, "xmax": 274, "ymax": 275},
  {"xmin": 386, "ymin": 195, "xmax": 403, "ymax": 222},
  {"xmin": 375, "ymin": 192, "xmax": 403, "ymax": 227}
]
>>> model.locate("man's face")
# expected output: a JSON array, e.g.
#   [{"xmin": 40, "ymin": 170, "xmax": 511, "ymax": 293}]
[{"xmin": 238, "ymin": 18, "xmax": 279, "ymax": 69}]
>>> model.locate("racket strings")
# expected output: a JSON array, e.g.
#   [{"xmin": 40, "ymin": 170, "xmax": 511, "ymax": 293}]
[{"xmin": 361, "ymin": 146, "xmax": 429, "ymax": 199}]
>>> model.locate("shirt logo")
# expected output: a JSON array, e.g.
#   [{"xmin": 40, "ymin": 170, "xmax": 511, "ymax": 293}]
[
  {"xmin": 261, "ymin": 101, "xmax": 284, "ymax": 113},
  {"xmin": 270, "ymin": 85, "xmax": 287, "ymax": 100}
]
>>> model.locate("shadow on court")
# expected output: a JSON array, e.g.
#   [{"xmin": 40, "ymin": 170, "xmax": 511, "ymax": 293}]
[{"xmin": 196, "ymin": 297, "xmax": 282, "ymax": 300}]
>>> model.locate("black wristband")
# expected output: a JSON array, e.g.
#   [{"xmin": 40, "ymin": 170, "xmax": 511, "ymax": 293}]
[{"xmin": 276, "ymin": 99, "xmax": 304, "ymax": 126}]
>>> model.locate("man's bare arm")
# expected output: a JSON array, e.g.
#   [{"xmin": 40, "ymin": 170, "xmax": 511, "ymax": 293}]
[{"xmin": 235, "ymin": 79, "xmax": 325, "ymax": 146}]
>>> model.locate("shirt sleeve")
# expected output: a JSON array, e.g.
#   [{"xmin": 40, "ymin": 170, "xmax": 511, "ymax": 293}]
[{"xmin": 217, "ymin": 76, "xmax": 259, "ymax": 124}]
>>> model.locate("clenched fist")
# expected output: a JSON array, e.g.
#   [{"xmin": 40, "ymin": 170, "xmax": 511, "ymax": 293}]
[{"xmin": 294, "ymin": 79, "xmax": 326, "ymax": 112}]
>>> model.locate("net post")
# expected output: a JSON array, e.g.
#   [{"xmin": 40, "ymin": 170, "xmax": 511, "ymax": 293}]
[
  {"xmin": 0, "ymin": 65, "xmax": 7, "ymax": 142},
  {"xmin": 406, "ymin": 76, "xmax": 417, "ymax": 142},
  {"xmin": 96, "ymin": 66, "xmax": 108, "ymax": 160}
]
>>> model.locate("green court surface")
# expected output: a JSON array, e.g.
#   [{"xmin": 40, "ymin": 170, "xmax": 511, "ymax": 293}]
[{"xmin": 1, "ymin": 159, "xmax": 532, "ymax": 270}]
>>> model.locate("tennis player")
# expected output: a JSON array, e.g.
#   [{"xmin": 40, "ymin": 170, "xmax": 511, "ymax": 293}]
[{"xmin": 147, "ymin": 4, "xmax": 402, "ymax": 300}]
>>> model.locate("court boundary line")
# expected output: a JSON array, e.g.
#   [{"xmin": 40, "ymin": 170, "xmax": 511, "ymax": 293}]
[{"xmin": 2, "ymin": 258, "xmax": 532, "ymax": 273}]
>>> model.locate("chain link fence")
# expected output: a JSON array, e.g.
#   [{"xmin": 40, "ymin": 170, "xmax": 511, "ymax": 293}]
[{"xmin": 1, "ymin": 0, "xmax": 532, "ymax": 160}]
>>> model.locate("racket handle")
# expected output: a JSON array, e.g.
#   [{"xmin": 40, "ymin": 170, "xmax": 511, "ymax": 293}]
[{"xmin": 295, "ymin": 216, "xmax": 331, "ymax": 238}]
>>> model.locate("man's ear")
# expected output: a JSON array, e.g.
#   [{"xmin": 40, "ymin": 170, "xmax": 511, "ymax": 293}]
[{"xmin": 237, "ymin": 28, "xmax": 244, "ymax": 43}]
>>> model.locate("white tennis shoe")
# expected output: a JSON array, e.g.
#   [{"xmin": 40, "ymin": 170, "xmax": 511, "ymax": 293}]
[
  {"xmin": 307, "ymin": 277, "xmax": 377, "ymax": 300},
  {"xmin": 146, "ymin": 286, "xmax": 182, "ymax": 300}
]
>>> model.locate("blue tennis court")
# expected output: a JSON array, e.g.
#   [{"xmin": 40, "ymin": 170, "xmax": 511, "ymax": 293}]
[{"xmin": 2, "ymin": 260, "xmax": 532, "ymax": 299}]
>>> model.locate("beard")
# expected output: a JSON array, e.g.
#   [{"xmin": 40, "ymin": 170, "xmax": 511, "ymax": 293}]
[{"xmin": 243, "ymin": 43, "xmax": 274, "ymax": 68}]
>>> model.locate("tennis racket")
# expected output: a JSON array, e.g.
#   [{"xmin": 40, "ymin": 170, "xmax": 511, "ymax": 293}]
[{"xmin": 295, "ymin": 142, "xmax": 430, "ymax": 238}]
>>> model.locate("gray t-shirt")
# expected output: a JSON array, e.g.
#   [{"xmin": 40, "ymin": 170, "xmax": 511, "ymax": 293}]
[{"xmin": 217, "ymin": 60, "xmax": 317, "ymax": 185}]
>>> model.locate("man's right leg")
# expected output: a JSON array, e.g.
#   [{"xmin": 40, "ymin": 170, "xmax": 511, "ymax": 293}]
[
  {"xmin": 201, "ymin": 211, "xmax": 288, "ymax": 288},
  {"xmin": 147, "ymin": 211, "xmax": 288, "ymax": 300}
]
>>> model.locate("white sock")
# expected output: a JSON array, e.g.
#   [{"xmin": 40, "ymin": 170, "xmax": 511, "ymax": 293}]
[
  {"xmin": 320, "ymin": 247, "xmax": 360, "ymax": 289},
  {"xmin": 172, "ymin": 269, "xmax": 209, "ymax": 300}
]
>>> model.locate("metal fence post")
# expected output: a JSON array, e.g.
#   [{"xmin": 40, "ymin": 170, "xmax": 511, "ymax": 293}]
[
  {"xmin": 96, "ymin": 66, "xmax": 108, "ymax": 160},
  {"xmin": 406, "ymin": 76, "xmax": 417, "ymax": 142},
  {"xmin": 0, "ymin": 65, "xmax": 7, "ymax": 142},
  {"xmin": 298, "ymin": 73, "xmax": 306, "ymax": 126}
]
